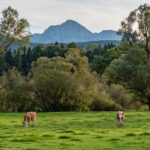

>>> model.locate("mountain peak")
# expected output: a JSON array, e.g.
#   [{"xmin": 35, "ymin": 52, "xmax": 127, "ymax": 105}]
[
  {"xmin": 44, "ymin": 19, "xmax": 83, "ymax": 32},
  {"xmin": 64, "ymin": 19, "xmax": 78, "ymax": 24},
  {"xmin": 61, "ymin": 19, "xmax": 84, "ymax": 28}
]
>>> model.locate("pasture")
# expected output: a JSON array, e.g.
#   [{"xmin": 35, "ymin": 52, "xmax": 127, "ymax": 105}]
[{"xmin": 0, "ymin": 112, "xmax": 150, "ymax": 150}]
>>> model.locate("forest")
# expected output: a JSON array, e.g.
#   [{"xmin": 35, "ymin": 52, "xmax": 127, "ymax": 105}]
[{"xmin": 0, "ymin": 4, "xmax": 150, "ymax": 112}]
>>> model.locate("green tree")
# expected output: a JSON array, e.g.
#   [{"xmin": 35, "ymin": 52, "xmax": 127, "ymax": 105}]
[
  {"xmin": 0, "ymin": 56, "xmax": 5, "ymax": 76},
  {"xmin": 86, "ymin": 43, "xmax": 99, "ymax": 51},
  {"xmin": 29, "ymin": 49, "xmax": 101, "ymax": 111},
  {"xmin": 0, "ymin": 6, "xmax": 31, "ymax": 54},
  {"xmin": 0, "ymin": 68, "xmax": 34, "ymax": 112},
  {"xmin": 104, "ymin": 46, "xmax": 150, "ymax": 110},
  {"xmin": 14, "ymin": 49, "xmax": 22, "ymax": 70},
  {"xmin": 67, "ymin": 42, "xmax": 78, "ymax": 48},
  {"xmin": 118, "ymin": 4, "xmax": 150, "ymax": 55},
  {"xmin": 104, "ymin": 4, "xmax": 150, "ymax": 110},
  {"xmin": 30, "ymin": 57, "xmax": 83, "ymax": 111},
  {"xmin": 91, "ymin": 47, "xmax": 122, "ymax": 76},
  {"xmin": 4, "ymin": 49, "xmax": 14, "ymax": 70},
  {"xmin": 86, "ymin": 44, "xmax": 105, "ymax": 62}
]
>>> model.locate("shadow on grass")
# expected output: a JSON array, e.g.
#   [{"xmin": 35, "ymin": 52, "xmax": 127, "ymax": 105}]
[
  {"xmin": 95, "ymin": 135, "xmax": 103, "ymax": 138},
  {"xmin": 42, "ymin": 134, "xmax": 55, "ymax": 138},
  {"xmin": 140, "ymin": 132, "xmax": 150, "ymax": 136},
  {"xmin": 71, "ymin": 138, "xmax": 82, "ymax": 142},
  {"xmin": 74, "ymin": 132, "xmax": 88, "ymax": 135},
  {"xmin": 59, "ymin": 135, "xmax": 71, "ymax": 139},
  {"xmin": 109, "ymin": 138, "xmax": 120, "ymax": 141},
  {"xmin": 126, "ymin": 133, "xmax": 136, "ymax": 136},
  {"xmin": 0, "ymin": 136, "xmax": 10, "ymax": 138},
  {"xmin": 11, "ymin": 138, "xmax": 36, "ymax": 142},
  {"xmin": 60, "ymin": 130, "xmax": 75, "ymax": 134}
]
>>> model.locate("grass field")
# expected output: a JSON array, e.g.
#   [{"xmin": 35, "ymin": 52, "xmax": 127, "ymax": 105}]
[{"xmin": 0, "ymin": 112, "xmax": 150, "ymax": 150}]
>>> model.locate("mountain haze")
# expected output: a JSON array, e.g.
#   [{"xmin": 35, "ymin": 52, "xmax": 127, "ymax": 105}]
[{"xmin": 30, "ymin": 20, "xmax": 122, "ymax": 43}]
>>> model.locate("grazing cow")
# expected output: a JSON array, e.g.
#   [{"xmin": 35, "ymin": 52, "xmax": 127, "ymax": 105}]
[
  {"xmin": 116, "ymin": 111, "xmax": 125, "ymax": 127},
  {"xmin": 23, "ymin": 112, "xmax": 36, "ymax": 127}
]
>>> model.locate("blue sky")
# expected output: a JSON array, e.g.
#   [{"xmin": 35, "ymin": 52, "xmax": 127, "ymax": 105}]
[{"xmin": 1, "ymin": 0, "xmax": 150, "ymax": 34}]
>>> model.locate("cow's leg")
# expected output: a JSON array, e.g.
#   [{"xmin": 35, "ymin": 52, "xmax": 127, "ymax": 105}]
[
  {"xmin": 24, "ymin": 121, "xmax": 28, "ymax": 127},
  {"xmin": 120, "ymin": 121, "xmax": 122, "ymax": 126},
  {"xmin": 32, "ymin": 119, "xmax": 36, "ymax": 127},
  {"xmin": 117, "ymin": 119, "xmax": 121, "ymax": 127}
]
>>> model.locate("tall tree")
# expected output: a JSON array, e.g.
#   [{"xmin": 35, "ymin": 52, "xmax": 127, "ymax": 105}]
[
  {"xmin": 104, "ymin": 4, "xmax": 150, "ymax": 110},
  {"xmin": 118, "ymin": 4, "xmax": 150, "ymax": 55},
  {"xmin": 0, "ymin": 6, "xmax": 31, "ymax": 54}
]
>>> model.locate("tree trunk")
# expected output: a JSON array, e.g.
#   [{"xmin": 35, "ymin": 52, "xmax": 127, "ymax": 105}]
[
  {"xmin": 145, "ymin": 38, "xmax": 149, "ymax": 59},
  {"xmin": 148, "ymin": 97, "xmax": 150, "ymax": 111}
]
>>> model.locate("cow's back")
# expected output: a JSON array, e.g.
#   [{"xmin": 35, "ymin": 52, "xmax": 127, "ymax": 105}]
[
  {"xmin": 28, "ymin": 112, "xmax": 36, "ymax": 121},
  {"xmin": 121, "ymin": 112, "xmax": 125, "ymax": 120}
]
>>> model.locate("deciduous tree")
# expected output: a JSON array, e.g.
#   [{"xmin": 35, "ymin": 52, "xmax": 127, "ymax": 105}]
[{"xmin": 0, "ymin": 6, "xmax": 31, "ymax": 54}]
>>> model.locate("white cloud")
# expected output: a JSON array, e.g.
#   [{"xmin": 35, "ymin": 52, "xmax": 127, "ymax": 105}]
[{"xmin": 0, "ymin": 0, "xmax": 150, "ymax": 33}]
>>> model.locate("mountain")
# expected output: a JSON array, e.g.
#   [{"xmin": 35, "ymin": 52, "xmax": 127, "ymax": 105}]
[
  {"xmin": 30, "ymin": 20, "xmax": 122, "ymax": 43},
  {"xmin": 96, "ymin": 30, "xmax": 121, "ymax": 41}
]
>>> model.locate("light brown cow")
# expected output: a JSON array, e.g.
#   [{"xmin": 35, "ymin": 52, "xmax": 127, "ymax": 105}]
[
  {"xmin": 23, "ymin": 112, "xmax": 36, "ymax": 127},
  {"xmin": 116, "ymin": 111, "xmax": 125, "ymax": 127}
]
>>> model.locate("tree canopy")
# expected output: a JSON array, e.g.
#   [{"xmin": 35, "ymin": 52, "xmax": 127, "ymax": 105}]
[{"xmin": 0, "ymin": 6, "xmax": 31, "ymax": 54}]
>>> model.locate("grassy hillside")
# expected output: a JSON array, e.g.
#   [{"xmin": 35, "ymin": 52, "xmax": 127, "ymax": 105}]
[{"xmin": 0, "ymin": 112, "xmax": 150, "ymax": 150}]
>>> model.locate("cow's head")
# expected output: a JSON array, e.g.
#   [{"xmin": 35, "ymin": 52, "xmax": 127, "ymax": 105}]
[{"xmin": 23, "ymin": 121, "xmax": 28, "ymax": 127}]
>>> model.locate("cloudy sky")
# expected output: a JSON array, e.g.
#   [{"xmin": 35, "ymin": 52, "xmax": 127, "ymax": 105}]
[{"xmin": 1, "ymin": 0, "xmax": 150, "ymax": 34}]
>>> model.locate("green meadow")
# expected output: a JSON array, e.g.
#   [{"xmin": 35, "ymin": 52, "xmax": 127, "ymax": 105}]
[{"xmin": 0, "ymin": 112, "xmax": 150, "ymax": 150}]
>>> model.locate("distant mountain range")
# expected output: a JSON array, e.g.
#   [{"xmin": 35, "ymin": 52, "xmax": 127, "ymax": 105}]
[{"xmin": 30, "ymin": 20, "xmax": 122, "ymax": 43}]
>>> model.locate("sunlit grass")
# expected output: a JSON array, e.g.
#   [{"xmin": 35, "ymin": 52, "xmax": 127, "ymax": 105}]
[{"xmin": 0, "ymin": 111, "xmax": 150, "ymax": 149}]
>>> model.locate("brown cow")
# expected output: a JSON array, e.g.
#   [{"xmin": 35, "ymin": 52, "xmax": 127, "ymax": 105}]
[
  {"xmin": 23, "ymin": 112, "xmax": 36, "ymax": 127},
  {"xmin": 116, "ymin": 111, "xmax": 125, "ymax": 127}
]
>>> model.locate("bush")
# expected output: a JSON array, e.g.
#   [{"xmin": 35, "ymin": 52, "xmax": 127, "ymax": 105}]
[{"xmin": 91, "ymin": 91, "xmax": 121, "ymax": 111}]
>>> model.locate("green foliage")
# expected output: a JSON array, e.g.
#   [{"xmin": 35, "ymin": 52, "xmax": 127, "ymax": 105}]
[
  {"xmin": 91, "ymin": 47, "xmax": 122, "ymax": 76},
  {"xmin": 103, "ymin": 4, "xmax": 150, "ymax": 110},
  {"xmin": 101, "ymin": 84, "xmax": 133, "ymax": 109},
  {"xmin": 30, "ymin": 48, "xmax": 100, "ymax": 111},
  {"xmin": 31, "ymin": 57, "xmax": 80, "ymax": 111},
  {"xmin": 118, "ymin": 4, "xmax": 150, "ymax": 55},
  {"xmin": 86, "ymin": 43, "xmax": 99, "ymax": 51},
  {"xmin": 0, "ymin": 6, "xmax": 31, "ymax": 54},
  {"xmin": 0, "ymin": 42, "xmax": 138, "ymax": 112},
  {"xmin": 104, "ymin": 45, "xmax": 150, "ymax": 109},
  {"xmin": 91, "ymin": 91, "xmax": 120, "ymax": 111},
  {"xmin": 0, "ymin": 68, "xmax": 34, "ymax": 112},
  {"xmin": 67, "ymin": 42, "xmax": 78, "ymax": 48}
]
